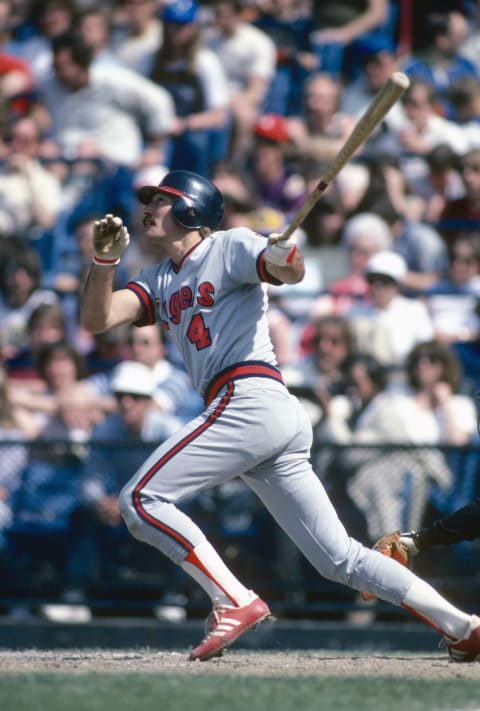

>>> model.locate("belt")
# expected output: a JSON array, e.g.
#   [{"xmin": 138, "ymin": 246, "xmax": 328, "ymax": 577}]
[{"xmin": 204, "ymin": 361, "xmax": 284, "ymax": 407}]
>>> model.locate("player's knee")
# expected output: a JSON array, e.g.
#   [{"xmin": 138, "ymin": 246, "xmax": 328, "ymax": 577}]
[{"xmin": 118, "ymin": 485, "xmax": 143, "ymax": 539}]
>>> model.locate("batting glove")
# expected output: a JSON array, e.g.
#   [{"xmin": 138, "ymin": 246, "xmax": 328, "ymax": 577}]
[
  {"xmin": 265, "ymin": 233, "xmax": 297, "ymax": 267},
  {"xmin": 92, "ymin": 214, "xmax": 130, "ymax": 266},
  {"xmin": 399, "ymin": 531, "xmax": 420, "ymax": 557}
]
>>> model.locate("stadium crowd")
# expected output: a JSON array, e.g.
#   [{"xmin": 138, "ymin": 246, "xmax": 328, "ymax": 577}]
[{"xmin": 1, "ymin": 0, "xmax": 480, "ymax": 617}]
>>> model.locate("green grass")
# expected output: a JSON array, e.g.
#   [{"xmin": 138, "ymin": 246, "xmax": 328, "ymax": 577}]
[{"xmin": 1, "ymin": 673, "xmax": 480, "ymax": 711}]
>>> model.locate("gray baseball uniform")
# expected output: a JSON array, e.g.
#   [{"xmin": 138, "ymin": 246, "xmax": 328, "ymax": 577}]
[{"xmin": 119, "ymin": 225, "xmax": 419, "ymax": 606}]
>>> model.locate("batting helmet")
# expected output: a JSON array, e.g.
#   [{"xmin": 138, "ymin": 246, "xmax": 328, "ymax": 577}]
[{"xmin": 136, "ymin": 170, "xmax": 224, "ymax": 230}]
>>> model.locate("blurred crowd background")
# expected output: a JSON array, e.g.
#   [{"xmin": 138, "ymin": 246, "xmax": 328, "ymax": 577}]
[{"xmin": 1, "ymin": 0, "xmax": 480, "ymax": 621}]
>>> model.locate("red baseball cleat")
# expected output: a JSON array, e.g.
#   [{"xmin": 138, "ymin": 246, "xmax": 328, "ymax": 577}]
[
  {"xmin": 444, "ymin": 615, "xmax": 480, "ymax": 662},
  {"xmin": 189, "ymin": 595, "xmax": 273, "ymax": 661}
]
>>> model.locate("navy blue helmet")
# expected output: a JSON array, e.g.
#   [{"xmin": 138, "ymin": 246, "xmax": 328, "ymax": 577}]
[{"xmin": 136, "ymin": 170, "xmax": 224, "ymax": 230}]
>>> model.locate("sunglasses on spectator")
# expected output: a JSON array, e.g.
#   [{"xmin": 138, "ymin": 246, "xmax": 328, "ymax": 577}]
[
  {"xmin": 114, "ymin": 391, "xmax": 150, "ymax": 401},
  {"xmin": 367, "ymin": 274, "xmax": 396, "ymax": 286},
  {"xmin": 451, "ymin": 253, "xmax": 477, "ymax": 265},
  {"xmin": 411, "ymin": 353, "xmax": 442, "ymax": 366}
]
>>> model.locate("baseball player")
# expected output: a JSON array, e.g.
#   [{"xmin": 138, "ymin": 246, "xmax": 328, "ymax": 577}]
[{"xmin": 80, "ymin": 170, "xmax": 480, "ymax": 662}]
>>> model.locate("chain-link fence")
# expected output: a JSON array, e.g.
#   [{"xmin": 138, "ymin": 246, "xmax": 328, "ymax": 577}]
[{"xmin": 0, "ymin": 438, "xmax": 478, "ymax": 620}]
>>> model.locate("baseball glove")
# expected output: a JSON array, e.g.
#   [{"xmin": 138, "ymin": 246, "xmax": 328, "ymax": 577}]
[{"xmin": 360, "ymin": 531, "xmax": 413, "ymax": 602}]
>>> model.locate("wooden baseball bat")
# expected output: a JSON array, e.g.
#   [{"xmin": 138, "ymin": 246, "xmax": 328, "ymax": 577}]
[{"xmin": 275, "ymin": 71, "xmax": 410, "ymax": 242}]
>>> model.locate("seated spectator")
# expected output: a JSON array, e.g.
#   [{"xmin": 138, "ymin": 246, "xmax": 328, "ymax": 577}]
[
  {"xmin": 80, "ymin": 323, "xmax": 203, "ymax": 424},
  {"xmin": 9, "ymin": 339, "xmax": 107, "ymax": 434},
  {"xmin": 76, "ymin": 7, "xmax": 124, "ymax": 69},
  {"xmin": 0, "ymin": 364, "xmax": 33, "ymax": 552},
  {"xmin": 401, "ymin": 11, "xmax": 479, "ymax": 120},
  {"xmin": 286, "ymin": 72, "xmax": 357, "ymax": 167},
  {"xmin": 424, "ymin": 233, "xmax": 480, "ymax": 344},
  {"xmin": 350, "ymin": 154, "xmax": 450, "ymax": 293},
  {"xmin": 316, "ymin": 348, "xmax": 457, "ymax": 544},
  {"xmin": 310, "ymin": 211, "xmax": 393, "ymax": 316},
  {"xmin": 407, "ymin": 143, "xmax": 466, "ymax": 225},
  {"xmin": 0, "ymin": 114, "xmax": 62, "ymax": 238},
  {"xmin": 248, "ymin": 113, "xmax": 308, "ymax": 217},
  {"xmin": 253, "ymin": 0, "xmax": 317, "ymax": 116},
  {"xmin": 65, "ymin": 360, "xmax": 181, "ymax": 590},
  {"xmin": 0, "ymin": 237, "xmax": 59, "ymax": 362},
  {"xmin": 345, "ymin": 251, "xmax": 435, "ymax": 371},
  {"xmin": 9, "ymin": 0, "xmax": 76, "ymax": 83},
  {"xmin": 372, "ymin": 79, "xmax": 469, "ymax": 188},
  {"xmin": 281, "ymin": 314, "xmax": 357, "ymax": 426},
  {"xmin": 340, "ymin": 33, "xmax": 405, "ymax": 133},
  {"xmin": 438, "ymin": 147, "xmax": 480, "ymax": 247},
  {"xmin": 448, "ymin": 76, "xmax": 480, "ymax": 150},
  {"xmin": 204, "ymin": 0, "xmax": 277, "ymax": 165},
  {"xmin": 309, "ymin": 0, "xmax": 395, "ymax": 81},
  {"xmin": 5, "ymin": 301, "xmax": 67, "ymax": 381},
  {"xmin": 148, "ymin": 0, "xmax": 231, "ymax": 177},
  {"xmin": 111, "ymin": 0, "xmax": 163, "ymax": 76},
  {"xmin": 34, "ymin": 31, "xmax": 175, "ymax": 170},
  {"xmin": 423, "ymin": 233, "xmax": 480, "ymax": 389}
]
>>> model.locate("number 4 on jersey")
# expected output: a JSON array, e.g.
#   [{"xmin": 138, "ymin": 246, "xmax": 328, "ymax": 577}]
[{"xmin": 187, "ymin": 313, "xmax": 211, "ymax": 350}]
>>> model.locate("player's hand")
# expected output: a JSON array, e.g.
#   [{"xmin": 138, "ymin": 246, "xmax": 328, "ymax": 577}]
[
  {"xmin": 265, "ymin": 232, "xmax": 297, "ymax": 266},
  {"xmin": 93, "ymin": 214, "xmax": 130, "ymax": 265}
]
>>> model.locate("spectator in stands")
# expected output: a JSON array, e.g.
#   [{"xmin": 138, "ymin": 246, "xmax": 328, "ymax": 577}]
[
  {"xmin": 34, "ymin": 31, "xmax": 175, "ymax": 170},
  {"xmin": 309, "ymin": 0, "xmax": 394, "ymax": 81},
  {"xmin": 373, "ymin": 79, "xmax": 469, "ymax": 188},
  {"xmin": 287, "ymin": 72, "xmax": 357, "ymax": 168},
  {"xmin": 423, "ymin": 233, "xmax": 480, "ymax": 389},
  {"xmin": 424, "ymin": 233, "xmax": 480, "ymax": 345},
  {"xmin": 0, "ymin": 364, "xmax": 33, "ymax": 552},
  {"xmin": 281, "ymin": 314, "xmax": 357, "ymax": 426},
  {"xmin": 148, "ymin": 0, "xmax": 231, "ymax": 177},
  {"xmin": 345, "ymin": 251, "xmax": 435, "ymax": 371},
  {"xmin": 248, "ymin": 113, "xmax": 308, "ymax": 216},
  {"xmin": 408, "ymin": 143, "xmax": 466, "ymax": 225},
  {"xmin": 80, "ymin": 323, "xmax": 203, "ymax": 424},
  {"xmin": 309, "ymin": 212, "xmax": 393, "ymax": 317},
  {"xmin": 0, "ymin": 237, "xmax": 59, "ymax": 362},
  {"xmin": 204, "ymin": 0, "xmax": 277, "ymax": 165},
  {"xmin": 316, "ymin": 349, "xmax": 456, "ymax": 544},
  {"xmin": 76, "ymin": 6, "xmax": 122, "ymax": 69},
  {"xmin": 10, "ymin": 0, "xmax": 76, "ymax": 82},
  {"xmin": 0, "ymin": 0, "xmax": 33, "ymax": 113},
  {"xmin": 401, "ymin": 11, "xmax": 479, "ymax": 120},
  {"xmin": 111, "ymin": 0, "xmax": 163, "ymax": 76},
  {"xmin": 349, "ymin": 154, "xmax": 450, "ymax": 293},
  {"xmin": 66, "ymin": 360, "xmax": 181, "ymax": 588},
  {"xmin": 253, "ymin": 0, "xmax": 317, "ymax": 117},
  {"xmin": 439, "ymin": 147, "xmax": 480, "ymax": 247},
  {"xmin": 395, "ymin": 339, "xmax": 477, "ymax": 446},
  {"xmin": 0, "ymin": 114, "xmax": 62, "ymax": 238},
  {"xmin": 448, "ymin": 76, "xmax": 480, "ymax": 150},
  {"xmin": 340, "ymin": 33, "xmax": 404, "ymax": 129},
  {"xmin": 5, "ymin": 301, "xmax": 67, "ymax": 381}
]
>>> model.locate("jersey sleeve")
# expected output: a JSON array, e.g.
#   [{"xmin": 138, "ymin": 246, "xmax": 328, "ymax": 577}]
[
  {"xmin": 222, "ymin": 227, "xmax": 282, "ymax": 285},
  {"xmin": 126, "ymin": 266, "xmax": 159, "ymax": 327}
]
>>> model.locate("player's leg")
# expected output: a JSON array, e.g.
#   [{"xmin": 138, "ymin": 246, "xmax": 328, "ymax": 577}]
[{"xmin": 242, "ymin": 396, "xmax": 478, "ymax": 656}]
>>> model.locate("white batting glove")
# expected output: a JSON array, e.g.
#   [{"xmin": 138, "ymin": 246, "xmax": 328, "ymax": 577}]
[
  {"xmin": 399, "ymin": 532, "xmax": 420, "ymax": 557},
  {"xmin": 265, "ymin": 232, "xmax": 297, "ymax": 266},
  {"xmin": 92, "ymin": 214, "xmax": 130, "ymax": 266}
]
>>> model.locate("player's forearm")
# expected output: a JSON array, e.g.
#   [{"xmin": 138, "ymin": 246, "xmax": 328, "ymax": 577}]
[
  {"xmin": 80, "ymin": 263, "xmax": 117, "ymax": 333},
  {"xmin": 266, "ymin": 249, "xmax": 305, "ymax": 284}
]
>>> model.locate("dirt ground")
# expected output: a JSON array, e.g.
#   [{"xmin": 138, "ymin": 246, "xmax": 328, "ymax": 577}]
[{"xmin": 0, "ymin": 649, "xmax": 479, "ymax": 679}]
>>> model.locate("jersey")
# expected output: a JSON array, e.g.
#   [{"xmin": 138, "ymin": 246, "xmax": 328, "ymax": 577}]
[{"xmin": 126, "ymin": 227, "xmax": 281, "ymax": 396}]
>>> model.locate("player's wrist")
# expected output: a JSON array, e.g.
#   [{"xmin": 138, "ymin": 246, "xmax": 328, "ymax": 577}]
[{"xmin": 92, "ymin": 255, "xmax": 120, "ymax": 266}]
